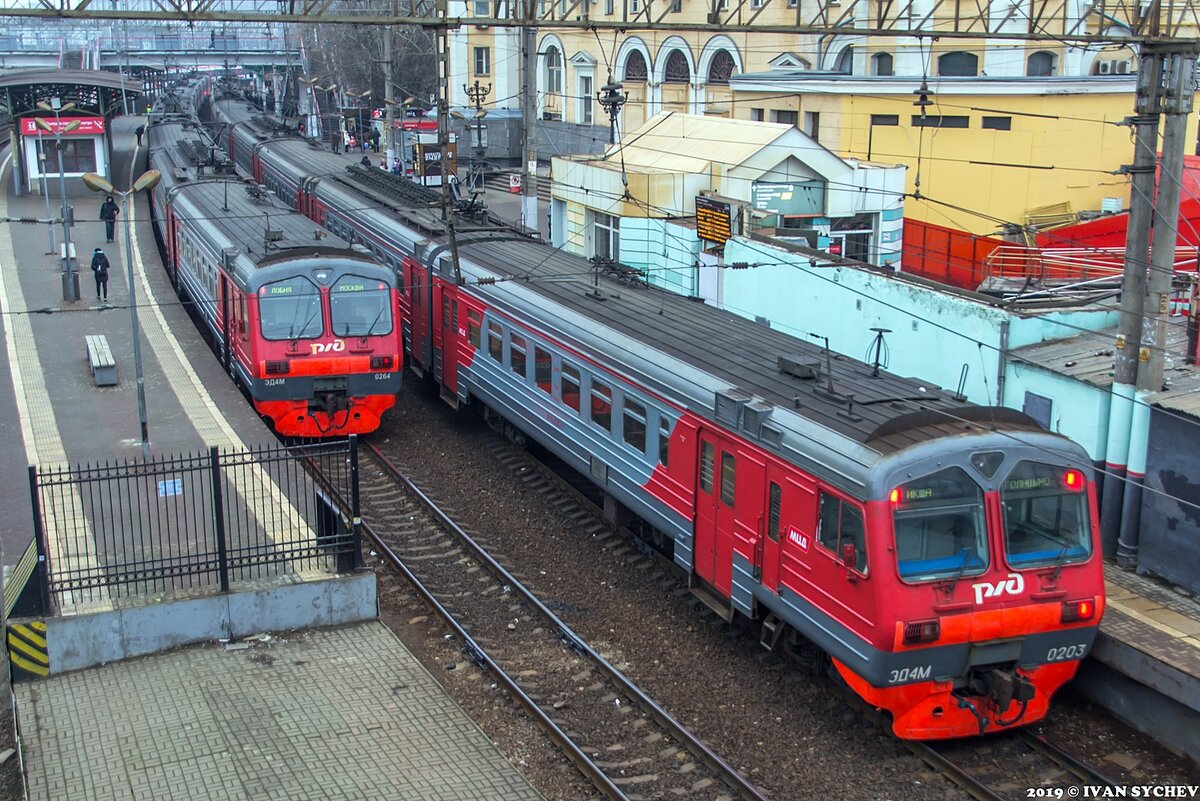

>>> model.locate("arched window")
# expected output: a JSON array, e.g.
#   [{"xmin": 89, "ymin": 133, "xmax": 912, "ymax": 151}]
[
  {"xmin": 834, "ymin": 46, "xmax": 854, "ymax": 74},
  {"xmin": 1027, "ymin": 51, "xmax": 1057, "ymax": 76},
  {"xmin": 545, "ymin": 46, "xmax": 563, "ymax": 93},
  {"xmin": 664, "ymin": 50, "xmax": 691, "ymax": 84},
  {"xmin": 871, "ymin": 52, "xmax": 894, "ymax": 76},
  {"xmin": 624, "ymin": 50, "xmax": 648, "ymax": 82},
  {"xmin": 708, "ymin": 50, "xmax": 736, "ymax": 85},
  {"xmin": 937, "ymin": 51, "xmax": 978, "ymax": 76}
]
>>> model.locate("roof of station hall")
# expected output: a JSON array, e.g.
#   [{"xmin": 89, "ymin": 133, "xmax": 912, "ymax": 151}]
[{"xmin": 0, "ymin": 69, "xmax": 140, "ymax": 117}]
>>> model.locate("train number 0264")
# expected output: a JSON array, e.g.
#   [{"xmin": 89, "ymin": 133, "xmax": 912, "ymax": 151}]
[{"xmin": 1046, "ymin": 644, "xmax": 1087, "ymax": 662}]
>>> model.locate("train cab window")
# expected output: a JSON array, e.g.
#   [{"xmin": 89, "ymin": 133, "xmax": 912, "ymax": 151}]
[
  {"xmin": 487, "ymin": 321, "xmax": 503, "ymax": 362},
  {"xmin": 658, "ymin": 417, "xmax": 671, "ymax": 467},
  {"xmin": 818, "ymin": 493, "xmax": 867, "ymax": 573},
  {"xmin": 468, "ymin": 310, "xmax": 482, "ymax": 349},
  {"xmin": 330, "ymin": 275, "xmax": 392, "ymax": 337},
  {"xmin": 510, "ymin": 334, "xmax": 527, "ymax": 379},
  {"xmin": 768, "ymin": 482, "xmax": 781, "ymax": 542},
  {"xmin": 534, "ymin": 347, "xmax": 552, "ymax": 394},
  {"xmin": 623, "ymin": 399, "xmax": 647, "ymax": 453},
  {"xmin": 1001, "ymin": 461, "xmax": 1091, "ymax": 569},
  {"xmin": 700, "ymin": 441, "xmax": 715, "ymax": 493},
  {"xmin": 562, "ymin": 362, "xmax": 582, "ymax": 411},
  {"xmin": 720, "ymin": 453, "xmax": 736, "ymax": 507},
  {"xmin": 259, "ymin": 276, "xmax": 323, "ymax": 340},
  {"xmin": 590, "ymin": 380, "xmax": 613, "ymax": 432},
  {"xmin": 891, "ymin": 467, "xmax": 987, "ymax": 581}
]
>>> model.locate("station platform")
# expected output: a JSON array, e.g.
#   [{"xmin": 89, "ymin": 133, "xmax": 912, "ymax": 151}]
[
  {"xmin": 15, "ymin": 620, "xmax": 544, "ymax": 801},
  {"xmin": 0, "ymin": 116, "xmax": 276, "ymax": 565},
  {"xmin": 1083, "ymin": 564, "xmax": 1200, "ymax": 760}
]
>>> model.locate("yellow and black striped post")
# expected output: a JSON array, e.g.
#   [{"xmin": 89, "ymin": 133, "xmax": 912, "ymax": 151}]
[{"xmin": 8, "ymin": 621, "xmax": 49, "ymax": 680}]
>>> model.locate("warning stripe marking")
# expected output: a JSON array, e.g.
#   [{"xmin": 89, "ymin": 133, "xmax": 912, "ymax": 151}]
[
  {"xmin": 9, "ymin": 651, "xmax": 48, "ymax": 677},
  {"xmin": 8, "ymin": 629, "xmax": 48, "ymax": 665},
  {"xmin": 11, "ymin": 624, "xmax": 47, "ymax": 651}
]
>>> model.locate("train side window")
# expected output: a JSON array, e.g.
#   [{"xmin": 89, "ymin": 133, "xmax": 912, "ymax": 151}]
[
  {"xmin": 510, "ymin": 334, "xmax": 527, "ymax": 379},
  {"xmin": 534, "ymin": 346, "xmax": 552, "ymax": 394},
  {"xmin": 468, "ymin": 310, "xmax": 482, "ymax": 349},
  {"xmin": 818, "ymin": 492, "xmax": 868, "ymax": 574},
  {"xmin": 487, "ymin": 321, "xmax": 502, "ymax": 362},
  {"xmin": 591, "ymin": 380, "xmax": 612, "ymax": 432},
  {"xmin": 658, "ymin": 417, "xmax": 671, "ymax": 467},
  {"xmin": 720, "ymin": 452, "xmax": 736, "ymax": 507},
  {"xmin": 623, "ymin": 398, "xmax": 647, "ymax": 453},
  {"xmin": 768, "ymin": 482, "xmax": 781, "ymax": 541},
  {"xmin": 562, "ymin": 362, "xmax": 581, "ymax": 412},
  {"xmin": 700, "ymin": 441, "xmax": 714, "ymax": 493}
]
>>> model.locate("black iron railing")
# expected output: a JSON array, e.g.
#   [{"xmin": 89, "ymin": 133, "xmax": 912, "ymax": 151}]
[{"xmin": 26, "ymin": 437, "xmax": 360, "ymax": 612}]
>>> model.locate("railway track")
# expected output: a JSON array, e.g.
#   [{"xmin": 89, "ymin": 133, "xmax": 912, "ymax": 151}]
[{"xmin": 348, "ymin": 440, "xmax": 773, "ymax": 801}]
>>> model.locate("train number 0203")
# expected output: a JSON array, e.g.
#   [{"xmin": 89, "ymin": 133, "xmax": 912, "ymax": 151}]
[{"xmin": 1046, "ymin": 643, "xmax": 1087, "ymax": 662}]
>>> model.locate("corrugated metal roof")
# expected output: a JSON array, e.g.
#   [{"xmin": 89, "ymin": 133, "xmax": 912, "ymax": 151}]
[
  {"xmin": 606, "ymin": 112, "xmax": 794, "ymax": 174},
  {"xmin": 1011, "ymin": 320, "xmax": 1200, "ymax": 416}
]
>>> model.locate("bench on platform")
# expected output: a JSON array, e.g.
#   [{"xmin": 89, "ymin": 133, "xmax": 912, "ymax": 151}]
[{"xmin": 85, "ymin": 334, "xmax": 117, "ymax": 387}]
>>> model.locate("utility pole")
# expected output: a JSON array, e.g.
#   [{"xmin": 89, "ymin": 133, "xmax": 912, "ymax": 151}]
[
  {"xmin": 383, "ymin": 4, "xmax": 396, "ymax": 166},
  {"xmin": 1099, "ymin": 56, "xmax": 1162, "ymax": 557},
  {"xmin": 436, "ymin": 25, "xmax": 464, "ymax": 286},
  {"xmin": 1117, "ymin": 43, "xmax": 1199, "ymax": 568},
  {"xmin": 520, "ymin": 7, "xmax": 538, "ymax": 235}
]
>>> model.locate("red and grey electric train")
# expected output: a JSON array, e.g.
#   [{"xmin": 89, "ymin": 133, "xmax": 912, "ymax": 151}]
[
  {"xmin": 211, "ymin": 90, "xmax": 1105, "ymax": 739},
  {"xmin": 144, "ymin": 87, "xmax": 402, "ymax": 437}
]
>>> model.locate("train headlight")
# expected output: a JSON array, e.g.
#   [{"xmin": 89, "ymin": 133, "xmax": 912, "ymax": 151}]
[
  {"xmin": 1061, "ymin": 598, "xmax": 1095, "ymax": 623},
  {"xmin": 902, "ymin": 619, "xmax": 940, "ymax": 645},
  {"xmin": 370, "ymin": 355, "xmax": 394, "ymax": 370},
  {"xmin": 265, "ymin": 360, "xmax": 290, "ymax": 375}
]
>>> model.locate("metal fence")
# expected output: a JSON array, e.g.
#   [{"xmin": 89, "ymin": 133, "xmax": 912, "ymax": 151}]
[{"xmin": 27, "ymin": 437, "xmax": 360, "ymax": 613}]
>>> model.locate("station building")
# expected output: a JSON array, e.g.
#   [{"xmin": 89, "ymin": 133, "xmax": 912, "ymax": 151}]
[
  {"xmin": 1, "ymin": 69, "xmax": 139, "ymax": 196},
  {"xmin": 551, "ymin": 112, "xmax": 906, "ymax": 298}
]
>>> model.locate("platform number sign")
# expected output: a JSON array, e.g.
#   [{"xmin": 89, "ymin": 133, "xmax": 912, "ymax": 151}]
[
  {"xmin": 158, "ymin": 478, "xmax": 183, "ymax": 498},
  {"xmin": 786, "ymin": 526, "xmax": 809, "ymax": 552}
]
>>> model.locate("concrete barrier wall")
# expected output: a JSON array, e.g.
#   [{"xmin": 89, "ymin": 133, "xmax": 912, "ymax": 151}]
[{"xmin": 38, "ymin": 574, "xmax": 377, "ymax": 675}]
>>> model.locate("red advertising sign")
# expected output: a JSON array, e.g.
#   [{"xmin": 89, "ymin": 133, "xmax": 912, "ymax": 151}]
[{"xmin": 21, "ymin": 116, "xmax": 106, "ymax": 136}]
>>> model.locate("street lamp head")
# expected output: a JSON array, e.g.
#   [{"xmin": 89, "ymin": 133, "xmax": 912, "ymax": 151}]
[
  {"xmin": 63, "ymin": 120, "xmax": 82, "ymax": 134},
  {"xmin": 82, "ymin": 172, "xmax": 115, "ymax": 194},
  {"xmin": 60, "ymin": 102, "xmax": 77, "ymax": 113},
  {"xmin": 449, "ymin": 110, "xmax": 466, "ymax": 120},
  {"xmin": 132, "ymin": 169, "xmax": 162, "ymax": 193},
  {"xmin": 36, "ymin": 101, "xmax": 53, "ymax": 113},
  {"xmin": 34, "ymin": 117, "xmax": 53, "ymax": 133}
]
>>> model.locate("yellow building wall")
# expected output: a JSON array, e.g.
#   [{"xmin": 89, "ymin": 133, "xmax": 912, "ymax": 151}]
[{"xmin": 735, "ymin": 90, "xmax": 1198, "ymax": 235}]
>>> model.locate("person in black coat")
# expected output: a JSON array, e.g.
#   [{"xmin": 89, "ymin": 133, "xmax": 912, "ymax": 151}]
[
  {"xmin": 135, "ymin": 125, "xmax": 145, "ymax": 146},
  {"xmin": 100, "ymin": 196, "xmax": 120, "ymax": 243},
  {"xmin": 91, "ymin": 248, "xmax": 110, "ymax": 302}
]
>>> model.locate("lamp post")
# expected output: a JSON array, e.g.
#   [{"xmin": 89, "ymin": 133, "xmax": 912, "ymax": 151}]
[
  {"xmin": 35, "ymin": 99, "xmax": 82, "ymax": 302},
  {"xmin": 596, "ymin": 74, "xmax": 628, "ymax": 145},
  {"xmin": 34, "ymin": 128, "xmax": 56, "ymax": 255},
  {"xmin": 346, "ymin": 89, "xmax": 372, "ymax": 148},
  {"xmin": 82, "ymin": 169, "xmax": 163, "ymax": 461}
]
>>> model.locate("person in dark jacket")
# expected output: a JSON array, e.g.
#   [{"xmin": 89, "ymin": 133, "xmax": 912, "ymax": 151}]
[
  {"xmin": 91, "ymin": 248, "xmax": 110, "ymax": 302},
  {"xmin": 135, "ymin": 125, "xmax": 145, "ymax": 146},
  {"xmin": 359, "ymin": 154, "xmax": 372, "ymax": 168},
  {"xmin": 100, "ymin": 196, "xmax": 120, "ymax": 243}
]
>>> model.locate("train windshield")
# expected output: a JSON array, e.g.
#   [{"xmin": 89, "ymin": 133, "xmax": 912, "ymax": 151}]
[
  {"xmin": 259, "ymin": 276, "xmax": 323, "ymax": 340},
  {"xmin": 330, "ymin": 275, "xmax": 393, "ymax": 337},
  {"xmin": 891, "ymin": 467, "xmax": 989, "ymax": 582},
  {"xmin": 1001, "ymin": 461, "xmax": 1091, "ymax": 569}
]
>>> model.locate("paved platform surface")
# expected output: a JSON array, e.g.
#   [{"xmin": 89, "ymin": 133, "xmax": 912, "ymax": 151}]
[
  {"xmin": 16, "ymin": 621, "xmax": 544, "ymax": 801},
  {"xmin": 1100, "ymin": 564, "xmax": 1200, "ymax": 696}
]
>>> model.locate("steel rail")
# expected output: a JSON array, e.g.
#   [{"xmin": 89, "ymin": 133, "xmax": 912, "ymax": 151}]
[
  {"xmin": 355, "ymin": 440, "xmax": 774, "ymax": 801},
  {"xmin": 1022, "ymin": 731, "xmax": 1121, "ymax": 788},
  {"xmin": 904, "ymin": 741, "xmax": 1009, "ymax": 801}
]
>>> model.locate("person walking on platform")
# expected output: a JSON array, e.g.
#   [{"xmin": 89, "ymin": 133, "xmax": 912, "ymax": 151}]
[
  {"xmin": 100, "ymin": 195, "xmax": 120, "ymax": 243},
  {"xmin": 91, "ymin": 248, "xmax": 110, "ymax": 302},
  {"xmin": 135, "ymin": 125, "xmax": 145, "ymax": 146}
]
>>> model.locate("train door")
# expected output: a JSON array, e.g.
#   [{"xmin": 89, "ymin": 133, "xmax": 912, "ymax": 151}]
[
  {"xmin": 432, "ymin": 281, "xmax": 459, "ymax": 401},
  {"xmin": 694, "ymin": 429, "xmax": 738, "ymax": 597},
  {"xmin": 762, "ymin": 468, "xmax": 814, "ymax": 594},
  {"xmin": 404, "ymin": 257, "xmax": 433, "ymax": 374},
  {"xmin": 218, "ymin": 274, "xmax": 231, "ymax": 373}
]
